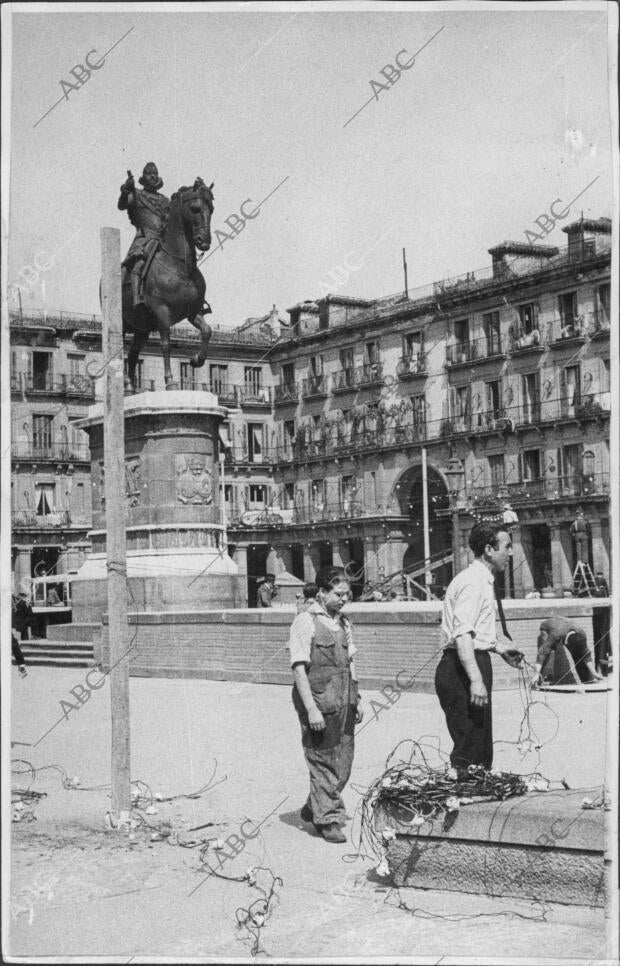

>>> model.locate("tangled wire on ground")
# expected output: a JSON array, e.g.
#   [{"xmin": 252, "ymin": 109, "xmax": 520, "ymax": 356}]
[{"xmin": 349, "ymin": 739, "xmax": 559, "ymax": 870}]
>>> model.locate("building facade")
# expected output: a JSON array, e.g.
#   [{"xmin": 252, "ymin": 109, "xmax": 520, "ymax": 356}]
[{"xmin": 9, "ymin": 216, "xmax": 612, "ymax": 602}]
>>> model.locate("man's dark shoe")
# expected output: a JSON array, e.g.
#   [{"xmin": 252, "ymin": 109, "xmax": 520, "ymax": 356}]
[
  {"xmin": 300, "ymin": 803, "xmax": 313, "ymax": 823},
  {"xmin": 320, "ymin": 823, "xmax": 347, "ymax": 844}
]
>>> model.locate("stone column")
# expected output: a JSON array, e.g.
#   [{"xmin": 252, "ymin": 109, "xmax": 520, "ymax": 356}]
[
  {"xmin": 303, "ymin": 544, "xmax": 318, "ymax": 582},
  {"xmin": 589, "ymin": 518, "xmax": 609, "ymax": 579},
  {"xmin": 514, "ymin": 526, "xmax": 535, "ymax": 594},
  {"xmin": 550, "ymin": 523, "xmax": 573, "ymax": 590},
  {"xmin": 364, "ymin": 537, "xmax": 381, "ymax": 583},
  {"xmin": 13, "ymin": 546, "xmax": 32, "ymax": 590},
  {"xmin": 267, "ymin": 544, "xmax": 292, "ymax": 575}
]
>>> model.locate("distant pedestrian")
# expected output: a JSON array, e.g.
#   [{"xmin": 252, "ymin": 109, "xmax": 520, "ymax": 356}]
[
  {"xmin": 289, "ymin": 568, "xmax": 362, "ymax": 844},
  {"xmin": 296, "ymin": 582, "xmax": 317, "ymax": 614},
  {"xmin": 257, "ymin": 574, "xmax": 277, "ymax": 608},
  {"xmin": 11, "ymin": 592, "xmax": 32, "ymax": 678},
  {"xmin": 435, "ymin": 522, "xmax": 523, "ymax": 772}
]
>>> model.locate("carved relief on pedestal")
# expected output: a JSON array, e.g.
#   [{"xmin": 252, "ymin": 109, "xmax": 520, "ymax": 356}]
[
  {"xmin": 175, "ymin": 453, "xmax": 213, "ymax": 505},
  {"xmin": 125, "ymin": 457, "xmax": 143, "ymax": 508}
]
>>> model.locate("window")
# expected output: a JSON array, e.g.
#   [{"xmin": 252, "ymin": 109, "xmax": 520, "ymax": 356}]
[
  {"xmin": 339, "ymin": 348, "xmax": 354, "ymax": 385},
  {"xmin": 518, "ymin": 303, "xmax": 538, "ymax": 334},
  {"xmin": 246, "ymin": 423, "xmax": 263, "ymax": 462},
  {"xmin": 283, "ymin": 482, "xmax": 295, "ymax": 508},
  {"xmin": 281, "ymin": 363, "xmax": 295, "ymax": 389},
  {"xmin": 403, "ymin": 331, "xmax": 423, "ymax": 359},
  {"xmin": 602, "ymin": 359, "xmax": 610, "ymax": 393},
  {"xmin": 33, "ymin": 414, "xmax": 53, "ymax": 453},
  {"xmin": 482, "ymin": 312, "xmax": 501, "ymax": 354},
  {"xmin": 180, "ymin": 361, "xmax": 194, "ymax": 388},
  {"xmin": 244, "ymin": 366, "xmax": 263, "ymax": 395},
  {"xmin": 311, "ymin": 479, "xmax": 325, "ymax": 510},
  {"xmin": 411, "ymin": 394, "xmax": 425, "ymax": 425},
  {"xmin": 596, "ymin": 284, "xmax": 610, "ymax": 325},
  {"xmin": 31, "ymin": 351, "xmax": 53, "ymax": 391},
  {"xmin": 210, "ymin": 364, "xmax": 228, "ymax": 393},
  {"xmin": 283, "ymin": 419, "xmax": 295, "ymax": 443},
  {"xmin": 521, "ymin": 373, "xmax": 540, "ymax": 421},
  {"xmin": 35, "ymin": 483, "xmax": 55, "ymax": 516},
  {"xmin": 451, "ymin": 386, "xmax": 470, "ymax": 428},
  {"xmin": 562, "ymin": 365, "xmax": 581, "ymax": 414},
  {"xmin": 224, "ymin": 483, "xmax": 234, "ymax": 505},
  {"xmin": 249, "ymin": 484, "xmax": 266, "ymax": 506},
  {"xmin": 489, "ymin": 454, "xmax": 505, "ymax": 487},
  {"xmin": 309, "ymin": 355, "xmax": 323, "ymax": 377},
  {"xmin": 365, "ymin": 341, "xmax": 379, "ymax": 365},
  {"xmin": 558, "ymin": 292, "xmax": 577, "ymax": 327},
  {"xmin": 453, "ymin": 319, "xmax": 469, "ymax": 348},
  {"xmin": 124, "ymin": 359, "xmax": 144, "ymax": 389},
  {"xmin": 486, "ymin": 380, "xmax": 502, "ymax": 418},
  {"xmin": 68, "ymin": 355, "xmax": 84, "ymax": 378},
  {"xmin": 522, "ymin": 449, "xmax": 541, "ymax": 481},
  {"xmin": 341, "ymin": 475, "xmax": 356, "ymax": 512}
]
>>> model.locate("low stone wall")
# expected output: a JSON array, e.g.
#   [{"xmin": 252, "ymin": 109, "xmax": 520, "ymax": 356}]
[
  {"xmin": 95, "ymin": 599, "xmax": 605, "ymax": 691},
  {"xmin": 376, "ymin": 788, "xmax": 608, "ymax": 907}
]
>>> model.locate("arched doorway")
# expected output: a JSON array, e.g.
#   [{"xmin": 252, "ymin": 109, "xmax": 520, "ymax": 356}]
[{"xmin": 395, "ymin": 464, "xmax": 452, "ymax": 593}]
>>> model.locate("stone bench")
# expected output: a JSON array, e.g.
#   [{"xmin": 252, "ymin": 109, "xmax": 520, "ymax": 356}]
[{"xmin": 376, "ymin": 788, "xmax": 608, "ymax": 906}]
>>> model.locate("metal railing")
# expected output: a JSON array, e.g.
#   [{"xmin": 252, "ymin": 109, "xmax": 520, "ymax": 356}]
[
  {"xmin": 332, "ymin": 369, "xmax": 357, "ymax": 392},
  {"xmin": 355, "ymin": 362, "xmax": 384, "ymax": 387},
  {"xmin": 587, "ymin": 310, "xmax": 611, "ymax": 337},
  {"xmin": 11, "ymin": 441, "xmax": 91, "ymax": 461},
  {"xmin": 442, "ymin": 393, "xmax": 611, "ymax": 436},
  {"xmin": 397, "ymin": 352, "xmax": 428, "ymax": 377},
  {"xmin": 301, "ymin": 375, "xmax": 328, "ymax": 398},
  {"xmin": 468, "ymin": 473, "xmax": 610, "ymax": 505},
  {"xmin": 547, "ymin": 315, "xmax": 587, "ymax": 344},
  {"xmin": 274, "ymin": 382, "xmax": 299, "ymax": 404},
  {"xmin": 224, "ymin": 446, "xmax": 275, "ymax": 466},
  {"xmin": 238, "ymin": 385, "xmax": 272, "ymax": 405},
  {"xmin": 275, "ymin": 419, "xmax": 428, "ymax": 462},
  {"xmin": 12, "ymin": 509, "xmax": 72, "ymax": 528},
  {"xmin": 10, "ymin": 373, "xmax": 96, "ymax": 397},
  {"xmin": 445, "ymin": 335, "xmax": 503, "ymax": 366},
  {"xmin": 510, "ymin": 327, "xmax": 545, "ymax": 352}
]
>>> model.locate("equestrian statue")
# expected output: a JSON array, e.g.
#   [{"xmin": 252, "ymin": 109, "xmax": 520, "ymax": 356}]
[{"xmin": 117, "ymin": 161, "xmax": 214, "ymax": 392}]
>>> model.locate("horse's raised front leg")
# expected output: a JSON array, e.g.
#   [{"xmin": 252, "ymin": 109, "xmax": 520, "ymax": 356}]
[
  {"xmin": 154, "ymin": 310, "xmax": 178, "ymax": 390},
  {"xmin": 188, "ymin": 313, "xmax": 212, "ymax": 369}
]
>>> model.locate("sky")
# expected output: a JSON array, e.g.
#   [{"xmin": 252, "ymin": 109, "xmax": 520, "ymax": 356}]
[{"xmin": 4, "ymin": 2, "xmax": 615, "ymax": 328}]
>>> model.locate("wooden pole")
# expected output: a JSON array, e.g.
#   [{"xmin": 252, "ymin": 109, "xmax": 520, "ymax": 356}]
[{"xmin": 100, "ymin": 227, "xmax": 131, "ymax": 823}]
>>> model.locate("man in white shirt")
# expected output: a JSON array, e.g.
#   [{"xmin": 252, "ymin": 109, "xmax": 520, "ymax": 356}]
[{"xmin": 435, "ymin": 522, "xmax": 523, "ymax": 771}]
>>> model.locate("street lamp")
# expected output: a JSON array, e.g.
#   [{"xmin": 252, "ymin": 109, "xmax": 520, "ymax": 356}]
[{"xmin": 445, "ymin": 456, "xmax": 465, "ymax": 577}]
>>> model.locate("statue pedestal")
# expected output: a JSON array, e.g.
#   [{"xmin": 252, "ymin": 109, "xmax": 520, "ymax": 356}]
[{"xmin": 73, "ymin": 391, "xmax": 244, "ymax": 621}]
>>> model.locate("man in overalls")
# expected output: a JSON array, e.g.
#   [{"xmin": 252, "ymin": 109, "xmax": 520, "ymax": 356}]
[{"xmin": 288, "ymin": 568, "xmax": 363, "ymax": 843}]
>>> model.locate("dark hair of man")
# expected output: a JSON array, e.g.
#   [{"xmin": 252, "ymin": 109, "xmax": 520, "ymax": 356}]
[
  {"xmin": 315, "ymin": 568, "xmax": 349, "ymax": 592},
  {"xmin": 468, "ymin": 521, "xmax": 509, "ymax": 558},
  {"xmin": 303, "ymin": 582, "xmax": 318, "ymax": 600}
]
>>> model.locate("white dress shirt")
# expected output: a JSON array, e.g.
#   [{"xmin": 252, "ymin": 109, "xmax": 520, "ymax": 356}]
[{"xmin": 441, "ymin": 558, "xmax": 498, "ymax": 651}]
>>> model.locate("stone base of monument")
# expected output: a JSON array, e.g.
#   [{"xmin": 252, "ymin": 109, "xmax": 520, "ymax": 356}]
[
  {"xmin": 73, "ymin": 390, "xmax": 244, "ymax": 622},
  {"xmin": 376, "ymin": 789, "xmax": 607, "ymax": 907}
]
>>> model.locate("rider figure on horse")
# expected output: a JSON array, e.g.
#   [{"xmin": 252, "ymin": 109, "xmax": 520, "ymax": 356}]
[{"xmin": 118, "ymin": 162, "xmax": 169, "ymax": 311}]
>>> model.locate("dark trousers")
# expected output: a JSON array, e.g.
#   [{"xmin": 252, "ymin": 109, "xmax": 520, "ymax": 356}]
[
  {"xmin": 12, "ymin": 633, "xmax": 26, "ymax": 667},
  {"xmin": 435, "ymin": 649, "xmax": 493, "ymax": 769}
]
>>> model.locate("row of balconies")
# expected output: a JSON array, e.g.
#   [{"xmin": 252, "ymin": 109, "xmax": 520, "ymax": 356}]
[
  {"xmin": 444, "ymin": 392, "xmax": 611, "ymax": 436},
  {"xmin": 10, "ymin": 372, "xmax": 96, "ymax": 398},
  {"xmin": 11, "ymin": 510, "xmax": 73, "ymax": 528},
  {"xmin": 275, "ymin": 359, "xmax": 430, "ymax": 405},
  {"xmin": 177, "ymin": 379, "xmax": 271, "ymax": 405},
  {"xmin": 11, "ymin": 441, "xmax": 91, "ymax": 462},
  {"xmin": 445, "ymin": 312, "xmax": 610, "ymax": 368},
  {"xmin": 468, "ymin": 473, "xmax": 610, "ymax": 506}
]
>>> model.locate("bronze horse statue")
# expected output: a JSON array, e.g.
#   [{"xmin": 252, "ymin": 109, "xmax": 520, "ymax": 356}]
[{"xmin": 122, "ymin": 178, "xmax": 215, "ymax": 392}]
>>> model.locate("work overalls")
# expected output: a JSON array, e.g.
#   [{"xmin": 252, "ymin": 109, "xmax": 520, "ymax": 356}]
[{"xmin": 292, "ymin": 612, "xmax": 358, "ymax": 826}]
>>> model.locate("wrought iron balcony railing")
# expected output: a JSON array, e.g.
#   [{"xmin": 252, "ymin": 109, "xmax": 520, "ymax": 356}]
[
  {"xmin": 11, "ymin": 441, "xmax": 91, "ymax": 461},
  {"xmin": 468, "ymin": 473, "xmax": 609, "ymax": 506},
  {"xmin": 301, "ymin": 375, "xmax": 328, "ymax": 399},
  {"xmin": 12, "ymin": 509, "xmax": 72, "ymax": 528},
  {"xmin": 355, "ymin": 362, "xmax": 384, "ymax": 387},
  {"xmin": 274, "ymin": 382, "xmax": 299, "ymax": 404},
  {"xmin": 445, "ymin": 335, "xmax": 503, "ymax": 367},
  {"xmin": 441, "ymin": 393, "xmax": 611, "ymax": 437},
  {"xmin": 510, "ymin": 327, "xmax": 546, "ymax": 352},
  {"xmin": 238, "ymin": 385, "xmax": 272, "ymax": 405},
  {"xmin": 332, "ymin": 369, "xmax": 357, "ymax": 392},
  {"xmin": 397, "ymin": 353, "xmax": 428, "ymax": 378},
  {"xmin": 547, "ymin": 315, "xmax": 587, "ymax": 345},
  {"xmin": 10, "ymin": 372, "xmax": 96, "ymax": 398}
]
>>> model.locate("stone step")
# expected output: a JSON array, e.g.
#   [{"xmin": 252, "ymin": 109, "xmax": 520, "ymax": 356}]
[
  {"xmin": 22, "ymin": 640, "xmax": 93, "ymax": 653},
  {"xmin": 47, "ymin": 622, "xmax": 100, "ymax": 643},
  {"xmin": 21, "ymin": 658, "xmax": 93, "ymax": 669}
]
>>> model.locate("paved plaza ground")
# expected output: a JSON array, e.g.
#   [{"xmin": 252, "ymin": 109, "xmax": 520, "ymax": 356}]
[{"xmin": 8, "ymin": 664, "xmax": 615, "ymax": 962}]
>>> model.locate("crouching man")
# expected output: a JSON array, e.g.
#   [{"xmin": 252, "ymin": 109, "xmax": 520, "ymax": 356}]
[
  {"xmin": 288, "ymin": 568, "xmax": 363, "ymax": 844},
  {"xmin": 532, "ymin": 617, "xmax": 601, "ymax": 687}
]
